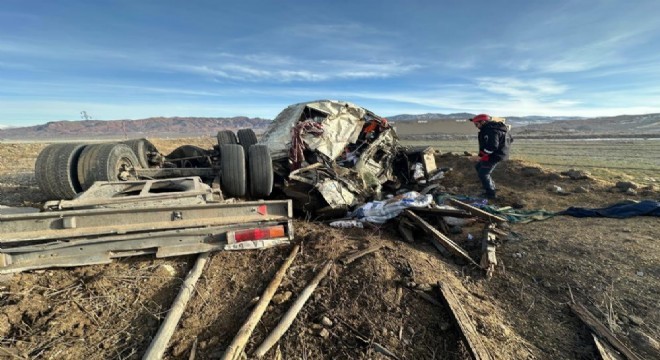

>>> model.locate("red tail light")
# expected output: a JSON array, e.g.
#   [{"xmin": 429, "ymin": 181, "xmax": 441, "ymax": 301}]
[{"xmin": 234, "ymin": 225, "xmax": 286, "ymax": 242}]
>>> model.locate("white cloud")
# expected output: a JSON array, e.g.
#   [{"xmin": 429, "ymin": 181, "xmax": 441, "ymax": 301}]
[
  {"xmin": 164, "ymin": 57, "xmax": 420, "ymax": 83},
  {"xmin": 476, "ymin": 77, "xmax": 567, "ymax": 97}
]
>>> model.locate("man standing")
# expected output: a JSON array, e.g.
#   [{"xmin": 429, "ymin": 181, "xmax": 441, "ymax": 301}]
[{"xmin": 469, "ymin": 114, "xmax": 512, "ymax": 199}]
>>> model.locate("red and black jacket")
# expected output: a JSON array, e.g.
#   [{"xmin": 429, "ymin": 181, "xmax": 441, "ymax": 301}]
[{"xmin": 478, "ymin": 122, "xmax": 512, "ymax": 163}]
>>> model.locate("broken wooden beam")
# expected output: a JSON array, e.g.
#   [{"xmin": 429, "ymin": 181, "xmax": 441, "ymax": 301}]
[
  {"xmin": 480, "ymin": 225, "xmax": 498, "ymax": 279},
  {"xmin": 447, "ymin": 198, "xmax": 507, "ymax": 224},
  {"xmin": 221, "ymin": 244, "xmax": 300, "ymax": 360},
  {"xmin": 253, "ymin": 260, "xmax": 334, "ymax": 358},
  {"xmin": 404, "ymin": 210, "xmax": 480, "ymax": 268},
  {"xmin": 408, "ymin": 287, "xmax": 443, "ymax": 307},
  {"xmin": 593, "ymin": 334, "xmax": 622, "ymax": 360},
  {"xmin": 340, "ymin": 244, "xmax": 383, "ymax": 265},
  {"xmin": 397, "ymin": 218, "xmax": 416, "ymax": 243},
  {"xmin": 143, "ymin": 252, "xmax": 210, "ymax": 360},
  {"xmin": 437, "ymin": 282, "xmax": 494, "ymax": 360},
  {"xmin": 569, "ymin": 302, "xmax": 642, "ymax": 360},
  {"xmin": 408, "ymin": 207, "xmax": 473, "ymax": 218},
  {"xmin": 335, "ymin": 317, "xmax": 399, "ymax": 360}
]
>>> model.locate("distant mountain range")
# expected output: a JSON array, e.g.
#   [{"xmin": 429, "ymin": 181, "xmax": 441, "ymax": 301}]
[
  {"xmin": 0, "ymin": 116, "xmax": 271, "ymax": 140},
  {"xmin": 387, "ymin": 112, "xmax": 660, "ymax": 137},
  {"xmin": 1, "ymin": 112, "xmax": 659, "ymax": 140},
  {"xmin": 387, "ymin": 113, "xmax": 585, "ymax": 126},
  {"xmin": 515, "ymin": 113, "xmax": 660, "ymax": 135}
]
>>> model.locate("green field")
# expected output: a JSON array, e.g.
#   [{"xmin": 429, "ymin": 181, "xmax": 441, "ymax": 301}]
[{"xmin": 402, "ymin": 138, "xmax": 660, "ymax": 183}]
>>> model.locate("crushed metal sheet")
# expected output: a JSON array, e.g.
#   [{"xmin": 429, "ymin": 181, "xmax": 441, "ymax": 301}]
[
  {"xmin": 260, "ymin": 100, "xmax": 402, "ymax": 213},
  {"xmin": 316, "ymin": 179, "xmax": 357, "ymax": 208}
]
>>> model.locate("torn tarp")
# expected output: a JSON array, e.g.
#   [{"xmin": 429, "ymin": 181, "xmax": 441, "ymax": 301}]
[
  {"xmin": 349, "ymin": 191, "xmax": 433, "ymax": 224},
  {"xmin": 478, "ymin": 205, "xmax": 558, "ymax": 223},
  {"xmin": 560, "ymin": 200, "xmax": 660, "ymax": 218}
]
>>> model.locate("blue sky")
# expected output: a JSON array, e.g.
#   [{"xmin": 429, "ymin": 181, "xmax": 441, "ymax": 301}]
[{"xmin": 1, "ymin": 0, "xmax": 660, "ymax": 127}]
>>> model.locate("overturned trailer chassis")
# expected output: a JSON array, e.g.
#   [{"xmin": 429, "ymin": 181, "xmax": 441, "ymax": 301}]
[{"xmin": 0, "ymin": 177, "xmax": 293, "ymax": 274}]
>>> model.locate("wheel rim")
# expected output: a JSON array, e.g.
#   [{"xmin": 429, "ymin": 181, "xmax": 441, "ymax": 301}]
[{"xmin": 115, "ymin": 157, "xmax": 138, "ymax": 181}]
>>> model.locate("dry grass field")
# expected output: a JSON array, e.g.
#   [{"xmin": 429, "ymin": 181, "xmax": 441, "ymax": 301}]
[{"xmin": 403, "ymin": 138, "xmax": 660, "ymax": 185}]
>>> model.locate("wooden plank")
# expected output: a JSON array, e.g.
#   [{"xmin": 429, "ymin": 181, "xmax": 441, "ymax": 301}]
[
  {"xmin": 221, "ymin": 245, "xmax": 300, "ymax": 360},
  {"xmin": 447, "ymin": 199, "xmax": 506, "ymax": 224},
  {"xmin": 340, "ymin": 244, "xmax": 383, "ymax": 265},
  {"xmin": 143, "ymin": 252, "xmax": 209, "ymax": 360},
  {"xmin": 569, "ymin": 302, "xmax": 642, "ymax": 360},
  {"xmin": 253, "ymin": 260, "xmax": 333, "ymax": 357},
  {"xmin": 437, "ymin": 282, "xmax": 494, "ymax": 360},
  {"xmin": 397, "ymin": 219, "xmax": 415, "ymax": 243},
  {"xmin": 437, "ymin": 217, "xmax": 450, "ymax": 235},
  {"xmin": 480, "ymin": 225, "xmax": 498, "ymax": 279},
  {"xmin": 593, "ymin": 334, "xmax": 624, "ymax": 360},
  {"xmin": 404, "ymin": 210, "xmax": 480, "ymax": 268},
  {"xmin": 409, "ymin": 207, "xmax": 473, "ymax": 218}
]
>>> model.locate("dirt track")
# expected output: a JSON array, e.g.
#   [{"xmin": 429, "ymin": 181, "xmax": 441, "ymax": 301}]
[{"xmin": 0, "ymin": 139, "xmax": 658, "ymax": 359}]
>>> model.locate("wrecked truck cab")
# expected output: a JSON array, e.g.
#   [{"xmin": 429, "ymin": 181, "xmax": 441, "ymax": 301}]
[{"xmin": 259, "ymin": 100, "xmax": 405, "ymax": 214}]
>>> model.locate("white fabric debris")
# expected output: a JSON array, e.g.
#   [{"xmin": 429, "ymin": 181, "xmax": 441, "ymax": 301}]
[{"xmin": 350, "ymin": 191, "xmax": 433, "ymax": 224}]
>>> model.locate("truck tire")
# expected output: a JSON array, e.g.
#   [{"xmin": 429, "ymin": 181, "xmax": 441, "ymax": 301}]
[
  {"xmin": 78, "ymin": 143, "xmax": 140, "ymax": 190},
  {"xmin": 35, "ymin": 143, "xmax": 63, "ymax": 200},
  {"xmin": 121, "ymin": 138, "xmax": 158, "ymax": 168},
  {"xmin": 248, "ymin": 145, "xmax": 273, "ymax": 198},
  {"xmin": 166, "ymin": 145, "xmax": 210, "ymax": 167},
  {"xmin": 237, "ymin": 128, "xmax": 258, "ymax": 154},
  {"xmin": 35, "ymin": 143, "xmax": 87, "ymax": 200},
  {"xmin": 220, "ymin": 144, "xmax": 246, "ymax": 197},
  {"xmin": 217, "ymin": 130, "xmax": 237, "ymax": 145}
]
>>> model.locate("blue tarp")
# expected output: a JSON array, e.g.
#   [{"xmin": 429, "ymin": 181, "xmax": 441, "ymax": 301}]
[{"xmin": 559, "ymin": 200, "xmax": 660, "ymax": 218}]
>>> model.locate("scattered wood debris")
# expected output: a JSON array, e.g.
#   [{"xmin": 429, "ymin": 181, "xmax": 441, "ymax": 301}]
[
  {"xmin": 569, "ymin": 302, "xmax": 642, "ymax": 360},
  {"xmin": 144, "ymin": 252, "xmax": 210, "ymax": 360},
  {"xmin": 397, "ymin": 217, "xmax": 416, "ymax": 243},
  {"xmin": 437, "ymin": 282, "xmax": 494, "ymax": 360},
  {"xmin": 221, "ymin": 244, "xmax": 300, "ymax": 360},
  {"xmin": 593, "ymin": 334, "xmax": 624, "ymax": 360},
  {"xmin": 335, "ymin": 316, "xmax": 400, "ymax": 360},
  {"xmin": 448, "ymin": 198, "xmax": 507, "ymax": 224},
  {"xmin": 253, "ymin": 260, "xmax": 333, "ymax": 358},
  {"xmin": 340, "ymin": 243, "xmax": 383, "ymax": 265},
  {"xmin": 480, "ymin": 225, "xmax": 498, "ymax": 279},
  {"xmin": 404, "ymin": 210, "xmax": 481, "ymax": 268}
]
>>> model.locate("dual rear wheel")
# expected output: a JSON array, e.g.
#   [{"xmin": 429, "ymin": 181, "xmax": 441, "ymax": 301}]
[
  {"xmin": 219, "ymin": 143, "xmax": 273, "ymax": 199},
  {"xmin": 34, "ymin": 131, "xmax": 272, "ymax": 201},
  {"xmin": 217, "ymin": 128, "xmax": 272, "ymax": 198}
]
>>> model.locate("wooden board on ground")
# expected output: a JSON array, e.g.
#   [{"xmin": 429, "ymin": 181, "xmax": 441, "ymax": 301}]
[
  {"xmin": 404, "ymin": 210, "xmax": 480, "ymax": 268},
  {"xmin": 569, "ymin": 302, "xmax": 641, "ymax": 360},
  {"xmin": 437, "ymin": 282, "xmax": 494, "ymax": 360},
  {"xmin": 448, "ymin": 198, "xmax": 506, "ymax": 224},
  {"xmin": 593, "ymin": 334, "xmax": 625, "ymax": 360}
]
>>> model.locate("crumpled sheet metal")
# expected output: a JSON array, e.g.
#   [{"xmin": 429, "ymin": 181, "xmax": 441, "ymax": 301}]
[
  {"xmin": 260, "ymin": 100, "xmax": 366, "ymax": 159},
  {"xmin": 302, "ymin": 105, "xmax": 365, "ymax": 159},
  {"xmin": 356, "ymin": 129, "xmax": 397, "ymax": 186},
  {"xmin": 316, "ymin": 179, "xmax": 357, "ymax": 208}
]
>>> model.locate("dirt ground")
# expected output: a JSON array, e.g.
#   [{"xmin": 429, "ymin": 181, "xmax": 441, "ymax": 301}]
[{"xmin": 0, "ymin": 138, "xmax": 658, "ymax": 359}]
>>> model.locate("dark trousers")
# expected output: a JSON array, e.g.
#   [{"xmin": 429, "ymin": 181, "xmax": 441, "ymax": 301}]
[{"xmin": 475, "ymin": 161, "xmax": 498, "ymax": 195}]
